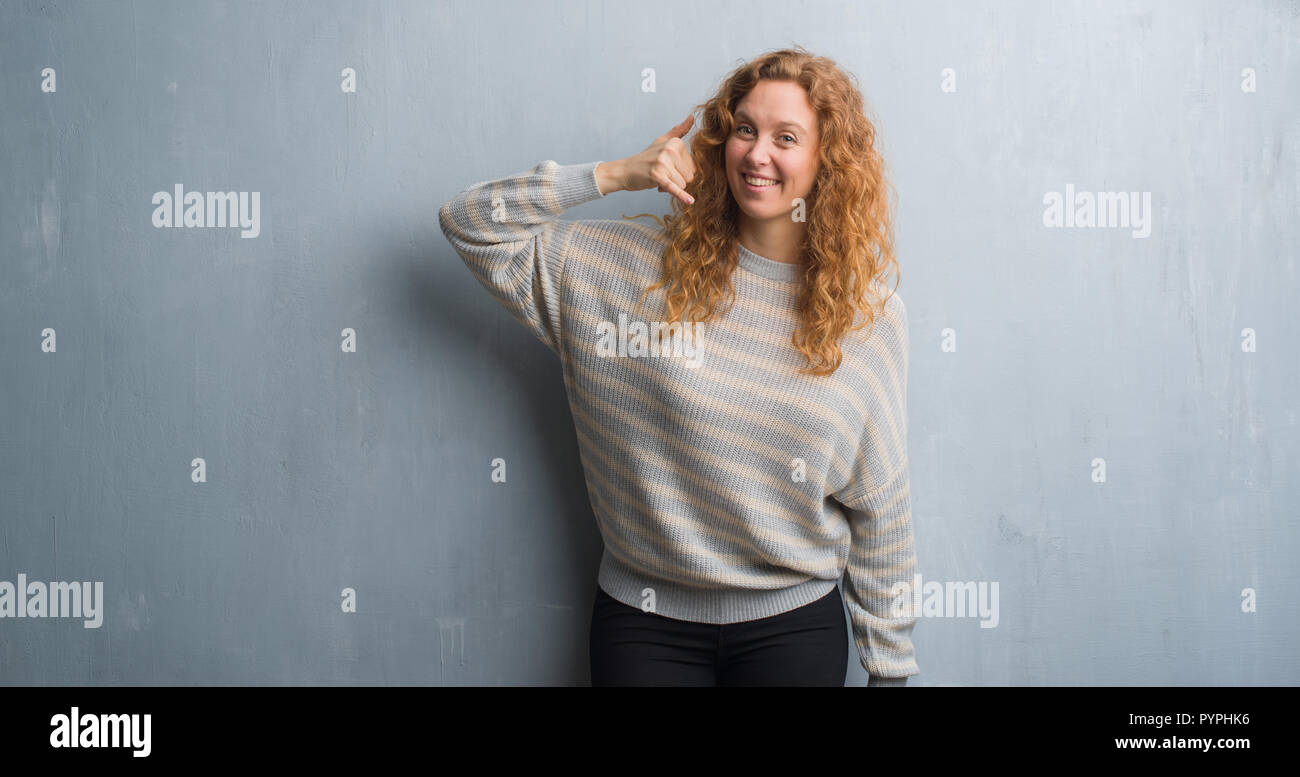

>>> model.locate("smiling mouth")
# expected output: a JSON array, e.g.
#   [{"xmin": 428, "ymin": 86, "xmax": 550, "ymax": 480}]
[{"xmin": 743, "ymin": 175, "xmax": 780, "ymax": 187}]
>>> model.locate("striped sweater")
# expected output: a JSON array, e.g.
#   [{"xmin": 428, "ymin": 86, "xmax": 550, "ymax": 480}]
[{"xmin": 438, "ymin": 159, "xmax": 918, "ymax": 682}]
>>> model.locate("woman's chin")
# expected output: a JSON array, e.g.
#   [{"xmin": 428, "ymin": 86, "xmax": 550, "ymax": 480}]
[{"xmin": 736, "ymin": 205, "xmax": 784, "ymax": 223}]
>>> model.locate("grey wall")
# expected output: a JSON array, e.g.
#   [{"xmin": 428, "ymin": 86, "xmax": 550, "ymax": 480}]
[{"xmin": 1, "ymin": 0, "xmax": 1295, "ymax": 686}]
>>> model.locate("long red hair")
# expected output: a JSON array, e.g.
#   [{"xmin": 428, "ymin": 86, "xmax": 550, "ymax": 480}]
[{"xmin": 628, "ymin": 46, "xmax": 901, "ymax": 377}]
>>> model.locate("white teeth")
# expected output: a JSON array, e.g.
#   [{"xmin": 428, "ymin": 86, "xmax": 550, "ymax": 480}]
[{"xmin": 744, "ymin": 175, "xmax": 779, "ymax": 186}]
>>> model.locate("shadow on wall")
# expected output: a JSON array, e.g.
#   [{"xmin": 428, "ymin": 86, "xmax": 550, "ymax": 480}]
[{"xmin": 392, "ymin": 226, "xmax": 603, "ymax": 683}]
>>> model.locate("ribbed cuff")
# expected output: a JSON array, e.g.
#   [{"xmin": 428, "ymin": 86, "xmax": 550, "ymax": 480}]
[{"xmin": 551, "ymin": 160, "xmax": 606, "ymax": 208}]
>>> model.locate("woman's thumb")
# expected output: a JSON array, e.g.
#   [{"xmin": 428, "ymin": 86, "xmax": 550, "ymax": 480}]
[
  {"xmin": 658, "ymin": 114, "xmax": 694, "ymax": 143},
  {"xmin": 672, "ymin": 114, "xmax": 695, "ymax": 137}
]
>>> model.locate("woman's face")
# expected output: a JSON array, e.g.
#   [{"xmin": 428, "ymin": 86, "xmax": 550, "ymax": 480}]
[{"xmin": 725, "ymin": 79, "xmax": 821, "ymax": 223}]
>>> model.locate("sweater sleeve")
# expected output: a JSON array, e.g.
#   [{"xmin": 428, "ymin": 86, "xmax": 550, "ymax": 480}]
[
  {"xmin": 841, "ymin": 469, "xmax": 919, "ymax": 680},
  {"xmin": 834, "ymin": 294, "xmax": 919, "ymax": 680},
  {"xmin": 437, "ymin": 159, "xmax": 606, "ymax": 355}
]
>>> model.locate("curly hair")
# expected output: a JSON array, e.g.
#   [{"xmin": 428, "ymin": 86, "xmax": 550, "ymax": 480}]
[{"xmin": 627, "ymin": 46, "xmax": 900, "ymax": 377}]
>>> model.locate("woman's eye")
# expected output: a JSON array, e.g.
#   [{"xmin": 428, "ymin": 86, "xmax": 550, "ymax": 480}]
[{"xmin": 737, "ymin": 126, "xmax": 795, "ymax": 143}]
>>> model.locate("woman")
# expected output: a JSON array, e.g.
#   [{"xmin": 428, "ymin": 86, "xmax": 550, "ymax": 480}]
[{"xmin": 439, "ymin": 47, "xmax": 917, "ymax": 687}]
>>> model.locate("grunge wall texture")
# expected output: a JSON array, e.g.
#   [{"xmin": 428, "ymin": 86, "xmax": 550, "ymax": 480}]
[{"xmin": 0, "ymin": 0, "xmax": 1296, "ymax": 685}]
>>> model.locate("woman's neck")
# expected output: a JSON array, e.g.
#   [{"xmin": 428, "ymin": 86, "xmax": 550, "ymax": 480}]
[{"xmin": 737, "ymin": 216, "xmax": 807, "ymax": 265}]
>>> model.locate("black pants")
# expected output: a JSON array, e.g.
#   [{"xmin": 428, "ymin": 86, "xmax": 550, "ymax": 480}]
[{"xmin": 589, "ymin": 585, "xmax": 847, "ymax": 686}]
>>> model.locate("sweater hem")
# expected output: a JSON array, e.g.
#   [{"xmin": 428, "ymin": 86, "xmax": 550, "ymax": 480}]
[{"xmin": 596, "ymin": 547, "xmax": 840, "ymax": 625}]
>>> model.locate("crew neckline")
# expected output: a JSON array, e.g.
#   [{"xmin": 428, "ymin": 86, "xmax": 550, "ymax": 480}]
[{"xmin": 736, "ymin": 242, "xmax": 804, "ymax": 282}]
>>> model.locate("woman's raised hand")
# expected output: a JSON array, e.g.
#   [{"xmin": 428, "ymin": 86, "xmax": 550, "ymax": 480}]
[{"xmin": 596, "ymin": 114, "xmax": 697, "ymax": 205}]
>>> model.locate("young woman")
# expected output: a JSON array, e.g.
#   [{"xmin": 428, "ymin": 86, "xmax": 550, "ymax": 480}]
[{"xmin": 439, "ymin": 47, "xmax": 916, "ymax": 687}]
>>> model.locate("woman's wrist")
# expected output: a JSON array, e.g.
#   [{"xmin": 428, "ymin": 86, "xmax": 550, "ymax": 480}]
[{"xmin": 594, "ymin": 159, "xmax": 624, "ymax": 196}]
